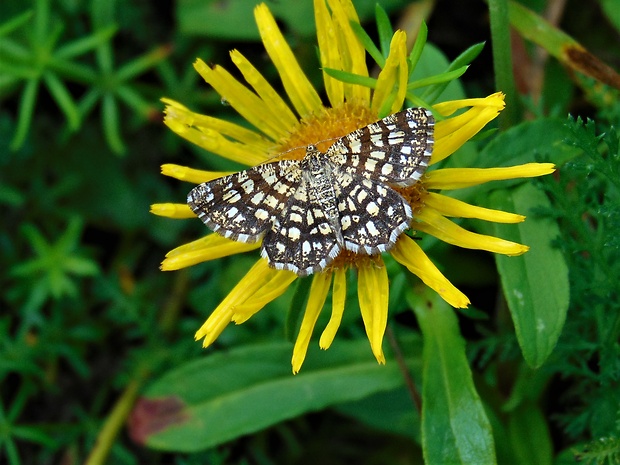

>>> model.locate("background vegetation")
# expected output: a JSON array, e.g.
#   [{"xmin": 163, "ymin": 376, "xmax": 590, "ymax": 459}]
[{"xmin": 1, "ymin": 0, "xmax": 619, "ymax": 464}]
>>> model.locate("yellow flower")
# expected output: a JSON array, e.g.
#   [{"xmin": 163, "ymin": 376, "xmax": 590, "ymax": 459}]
[{"xmin": 151, "ymin": 0, "xmax": 554, "ymax": 373}]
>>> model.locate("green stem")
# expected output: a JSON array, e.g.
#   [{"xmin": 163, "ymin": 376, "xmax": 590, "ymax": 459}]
[
  {"xmin": 386, "ymin": 324, "xmax": 421, "ymax": 413},
  {"xmin": 158, "ymin": 269, "xmax": 190, "ymax": 335},
  {"xmin": 488, "ymin": 0, "xmax": 519, "ymax": 130},
  {"xmin": 84, "ymin": 372, "xmax": 145, "ymax": 465}
]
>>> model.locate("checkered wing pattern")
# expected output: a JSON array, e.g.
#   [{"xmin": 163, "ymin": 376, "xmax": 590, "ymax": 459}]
[
  {"xmin": 333, "ymin": 170, "xmax": 413, "ymax": 254},
  {"xmin": 187, "ymin": 107, "xmax": 435, "ymax": 276},
  {"xmin": 187, "ymin": 160, "xmax": 301, "ymax": 243},
  {"xmin": 261, "ymin": 174, "xmax": 342, "ymax": 276},
  {"xmin": 327, "ymin": 107, "xmax": 434, "ymax": 186}
]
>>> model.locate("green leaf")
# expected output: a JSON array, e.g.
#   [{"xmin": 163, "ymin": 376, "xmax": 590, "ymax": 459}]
[
  {"xmin": 509, "ymin": 0, "xmax": 620, "ymax": 88},
  {"xmin": 62, "ymin": 256, "xmax": 99, "ymax": 276},
  {"xmin": 322, "ymin": 68, "xmax": 377, "ymax": 88},
  {"xmin": 349, "ymin": 21, "xmax": 385, "ymax": 68},
  {"xmin": 600, "ymin": 0, "xmax": 620, "ymax": 33},
  {"xmin": 408, "ymin": 43, "xmax": 465, "ymax": 104},
  {"xmin": 408, "ymin": 65, "xmax": 469, "ymax": 90},
  {"xmin": 0, "ymin": 183, "xmax": 24, "ymax": 207},
  {"xmin": 489, "ymin": 182, "xmax": 569, "ymax": 368},
  {"xmin": 508, "ymin": 0, "xmax": 578, "ymax": 60},
  {"xmin": 177, "ymin": 0, "xmax": 313, "ymax": 39},
  {"xmin": 115, "ymin": 46, "xmax": 171, "ymax": 82},
  {"xmin": 411, "ymin": 291, "xmax": 496, "ymax": 465},
  {"xmin": 450, "ymin": 42, "xmax": 486, "ymax": 69},
  {"xmin": 375, "ymin": 4, "xmax": 393, "ymax": 59},
  {"xmin": 54, "ymin": 25, "xmax": 117, "ymax": 59},
  {"xmin": 479, "ymin": 117, "xmax": 581, "ymax": 166},
  {"xmin": 135, "ymin": 339, "xmax": 419, "ymax": 452},
  {"xmin": 42, "ymin": 71, "xmax": 80, "ymax": 130},
  {"xmin": 115, "ymin": 85, "xmax": 154, "ymax": 118},
  {"xmin": 10, "ymin": 77, "xmax": 39, "ymax": 150},
  {"xmin": 421, "ymin": 42, "xmax": 484, "ymax": 102},
  {"xmin": 336, "ymin": 385, "xmax": 422, "ymax": 441},
  {"xmin": 0, "ymin": 10, "xmax": 33, "ymax": 37},
  {"xmin": 507, "ymin": 402, "xmax": 553, "ymax": 465},
  {"xmin": 176, "ymin": 0, "xmax": 405, "ymax": 39},
  {"xmin": 489, "ymin": 0, "xmax": 519, "ymax": 129},
  {"xmin": 102, "ymin": 93, "xmax": 125, "ymax": 154},
  {"xmin": 408, "ymin": 21, "xmax": 428, "ymax": 73},
  {"xmin": 453, "ymin": 117, "xmax": 582, "ymax": 202},
  {"xmin": 176, "ymin": 0, "xmax": 298, "ymax": 40}
]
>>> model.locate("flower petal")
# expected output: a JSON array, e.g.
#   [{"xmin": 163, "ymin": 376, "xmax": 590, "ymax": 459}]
[
  {"xmin": 162, "ymin": 98, "xmax": 272, "ymax": 150},
  {"xmin": 229, "ymin": 49, "xmax": 300, "ymax": 130},
  {"xmin": 326, "ymin": 0, "xmax": 370, "ymax": 103},
  {"xmin": 160, "ymin": 164, "xmax": 234, "ymax": 184},
  {"xmin": 391, "ymin": 235, "xmax": 470, "ymax": 308},
  {"xmin": 433, "ymin": 92, "xmax": 506, "ymax": 117},
  {"xmin": 194, "ymin": 59, "xmax": 288, "ymax": 141},
  {"xmin": 162, "ymin": 234, "xmax": 260, "ymax": 270},
  {"xmin": 415, "ymin": 208, "xmax": 529, "ymax": 256},
  {"xmin": 319, "ymin": 267, "xmax": 346, "ymax": 349},
  {"xmin": 314, "ymin": 0, "xmax": 344, "ymax": 106},
  {"xmin": 292, "ymin": 271, "xmax": 332, "ymax": 373},
  {"xmin": 164, "ymin": 112, "xmax": 269, "ymax": 166},
  {"xmin": 357, "ymin": 260, "xmax": 388, "ymax": 364},
  {"xmin": 150, "ymin": 203, "xmax": 194, "ymax": 219},
  {"xmin": 372, "ymin": 30, "xmax": 408, "ymax": 115},
  {"xmin": 195, "ymin": 259, "xmax": 290, "ymax": 346},
  {"xmin": 424, "ymin": 192, "xmax": 525, "ymax": 223},
  {"xmin": 432, "ymin": 104, "xmax": 503, "ymax": 164},
  {"xmin": 425, "ymin": 163, "xmax": 556, "ymax": 190},
  {"xmin": 232, "ymin": 271, "xmax": 298, "ymax": 323},
  {"xmin": 254, "ymin": 4, "xmax": 323, "ymax": 117}
]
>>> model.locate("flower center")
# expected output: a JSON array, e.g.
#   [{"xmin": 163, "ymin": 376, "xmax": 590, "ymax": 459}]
[
  {"xmin": 273, "ymin": 102, "xmax": 378, "ymax": 161},
  {"xmin": 271, "ymin": 102, "xmax": 429, "ymax": 272}
]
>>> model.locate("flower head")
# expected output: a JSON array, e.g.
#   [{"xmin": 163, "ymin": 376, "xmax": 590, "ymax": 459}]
[{"xmin": 152, "ymin": 0, "xmax": 554, "ymax": 373}]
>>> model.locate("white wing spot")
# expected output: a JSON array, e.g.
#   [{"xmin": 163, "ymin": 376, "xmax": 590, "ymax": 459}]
[{"xmin": 366, "ymin": 201, "xmax": 380, "ymax": 216}]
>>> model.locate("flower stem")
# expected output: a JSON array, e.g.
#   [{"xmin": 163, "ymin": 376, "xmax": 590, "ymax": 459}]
[
  {"xmin": 386, "ymin": 325, "xmax": 421, "ymax": 413},
  {"xmin": 488, "ymin": 0, "xmax": 519, "ymax": 129},
  {"xmin": 83, "ymin": 372, "xmax": 145, "ymax": 465}
]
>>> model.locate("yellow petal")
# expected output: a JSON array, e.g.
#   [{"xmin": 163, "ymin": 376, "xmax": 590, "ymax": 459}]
[
  {"xmin": 254, "ymin": 4, "xmax": 323, "ymax": 118},
  {"xmin": 164, "ymin": 115, "xmax": 268, "ymax": 166},
  {"xmin": 432, "ymin": 105, "xmax": 503, "ymax": 164},
  {"xmin": 327, "ymin": 0, "xmax": 370, "ymax": 103},
  {"xmin": 391, "ymin": 235, "xmax": 470, "ymax": 308},
  {"xmin": 160, "ymin": 164, "xmax": 234, "ymax": 184},
  {"xmin": 357, "ymin": 260, "xmax": 388, "ymax": 364},
  {"xmin": 424, "ymin": 192, "xmax": 525, "ymax": 223},
  {"xmin": 433, "ymin": 92, "xmax": 505, "ymax": 117},
  {"xmin": 194, "ymin": 59, "xmax": 287, "ymax": 141},
  {"xmin": 150, "ymin": 203, "xmax": 194, "ymax": 219},
  {"xmin": 319, "ymin": 267, "xmax": 346, "ymax": 349},
  {"xmin": 372, "ymin": 30, "xmax": 408, "ymax": 115},
  {"xmin": 163, "ymin": 98, "xmax": 272, "ymax": 151},
  {"xmin": 162, "ymin": 234, "xmax": 260, "ymax": 270},
  {"xmin": 425, "ymin": 163, "xmax": 556, "ymax": 190},
  {"xmin": 195, "ymin": 259, "xmax": 278, "ymax": 346},
  {"xmin": 415, "ymin": 208, "xmax": 529, "ymax": 256},
  {"xmin": 229, "ymin": 49, "xmax": 300, "ymax": 131},
  {"xmin": 292, "ymin": 272, "xmax": 332, "ymax": 373},
  {"xmin": 232, "ymin": 270, "xmax": 297, "ymax": 323},
  {"xmin": 314, "ymin": 0, "xmax": 344, "ymax": 106}
]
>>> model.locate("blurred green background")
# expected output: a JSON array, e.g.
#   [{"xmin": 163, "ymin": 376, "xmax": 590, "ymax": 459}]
[{"xmin": 1, "ymin": 0, "xmax": 619, "ymax": 464}]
